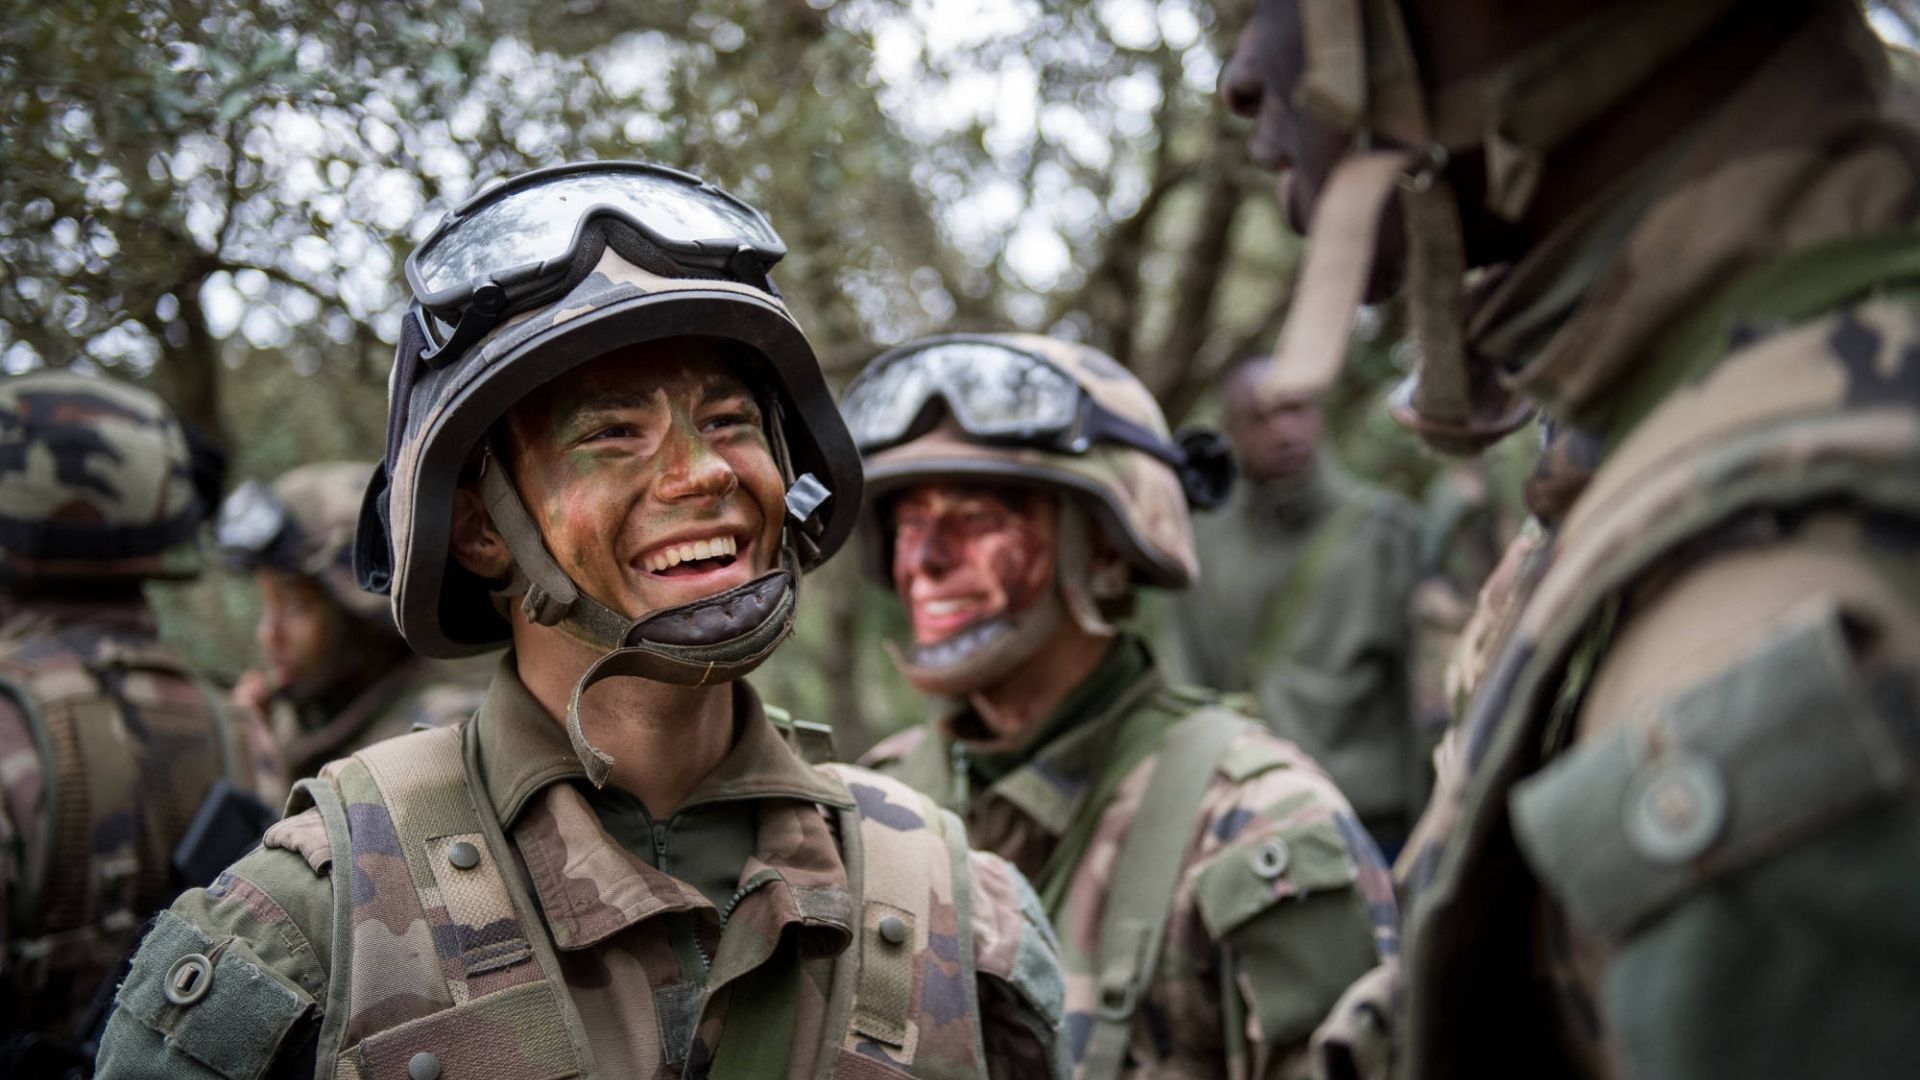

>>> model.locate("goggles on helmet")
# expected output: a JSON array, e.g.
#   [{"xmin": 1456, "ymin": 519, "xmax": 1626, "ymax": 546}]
[
  {"xmin": 841, "ymin": 337, "xmax": 1235, "ymax": 509},
  {"xmin": 215, "ymin": 479, "xmax": 298, "ymax": 569},
  {"xmin": 404, "ymin": 161, "xmax": 787, "ymax": 366}
]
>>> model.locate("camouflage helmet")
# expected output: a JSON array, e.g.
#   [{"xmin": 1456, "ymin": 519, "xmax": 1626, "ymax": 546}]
[
  {"xmin": 218, "ymin": 461, "xmax": 390, "ymax": 624},
  {"xmin": 848, "ymin": 333, "xmax": 1230, "ymax": 592},
  {"xmin": 0, "ymin": 370, "xmax": 221, "ymax": 582}
]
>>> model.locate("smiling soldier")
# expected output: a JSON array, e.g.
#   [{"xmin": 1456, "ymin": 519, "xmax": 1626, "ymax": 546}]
[
  {"xmin": 95, "ymin": 163, "xmax": 1067, "ymax": 1080},
  {"xmin": 849, "ymin": 334, "xmax": 1398, "ymax": 1080}
]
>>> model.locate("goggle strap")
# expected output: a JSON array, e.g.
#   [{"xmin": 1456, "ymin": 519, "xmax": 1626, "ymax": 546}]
[{"xmin": 1079, "ymin": 403, "xmax": 1186, "ymax": 470}]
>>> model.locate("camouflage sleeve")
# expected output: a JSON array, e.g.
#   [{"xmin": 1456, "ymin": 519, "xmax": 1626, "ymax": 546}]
[
  {"xmin": 95, "ymin": 819, "xmax": 335, "ymax": 1079},
  {"xmin": 1507, "ymin": 519, "xmax": 1920, "ymax": 1077},
  {"xmin": 965, "ymin": 847, "xmax": 1071, "ymax": 1080},
  {"xmin": 855, "ymin": 724, "xmax": 929, "ymax": 773},
  {"xmin": 1185, "ymin": 733, "xmax": 1399, "ymax": 1080}
]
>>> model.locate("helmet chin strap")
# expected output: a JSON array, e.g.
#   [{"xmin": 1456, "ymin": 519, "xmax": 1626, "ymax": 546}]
[
  {"xmin": 475, "ymin": 446, "xmax": 807, "ymax": 787},
  {"xmin": 884, "ymin": 591, "xmax": 1066, "ymax": 699},
  {"xmin": 1270, "ymin": 0, "xmax": 1742, "ymax": 450}
]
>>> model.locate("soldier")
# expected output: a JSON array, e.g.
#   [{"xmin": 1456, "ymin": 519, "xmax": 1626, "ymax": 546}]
[
  {"xmin": 848, "ymin": 334, "xmax": 1398, "ymax": 1080},
  {"xmin": 1167, "ymin": 360, "xmax": 1424, "ymax": 856},
  {"xmin": 95, "ymin": 162, "xmax": 1067, "ymax": 1079},
  {"xmin": 0, "ymin": 371, "xmax": 260, "ymax": 1074},
  {"xmin": 216, "ymin": 461, "xmax": 484, "ymax": 798},
  {"xmin": 1217, "ymin": 0, "xmax": 1920, "ymax": 1076}
]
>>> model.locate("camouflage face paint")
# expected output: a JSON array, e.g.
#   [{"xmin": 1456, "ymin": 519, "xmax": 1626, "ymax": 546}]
[
  {"xmin": 888, "ymin": 483, "xmax": 1058, "ymax": 645},
  {"xmin": 502, "ymin": 339, "xmax": 785, "ymax": 621}
]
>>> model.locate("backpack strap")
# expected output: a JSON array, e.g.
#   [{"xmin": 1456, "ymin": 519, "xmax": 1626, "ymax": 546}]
[
  {"xmin": 314, "ymin": 724, "xmax": 587, "ymax": 1079},
  {"xmin": 818, "ymin": 764, "xmax": 991, "ymax": 1080},
  {"xmin": 1078, "ymin": 707, "xmax": 1248, "ymax": 1080}
]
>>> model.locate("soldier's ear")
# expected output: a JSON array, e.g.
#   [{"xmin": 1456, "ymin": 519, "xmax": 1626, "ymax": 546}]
[{"xmin": 448, "ymin": 485, "xmax": 513, "ymax": 580}]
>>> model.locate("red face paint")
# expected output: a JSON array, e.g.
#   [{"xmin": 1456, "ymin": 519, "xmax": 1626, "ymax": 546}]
[
  {"xmin": 888, "ymin": 484, "xmax": 1057, "ymax": 645},
  {"xmin": 502, "ymin": 339, "xmax": 786, "ymax": 620}
]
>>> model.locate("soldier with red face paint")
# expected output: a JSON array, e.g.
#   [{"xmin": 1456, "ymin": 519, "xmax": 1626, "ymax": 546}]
[{"xmin": 850, "ymin": 333, "xmax": 1399, "ymax": 1080}]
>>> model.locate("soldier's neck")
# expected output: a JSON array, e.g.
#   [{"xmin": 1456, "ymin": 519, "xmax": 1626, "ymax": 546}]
[
  {"xmin": 513, "ymin": 622, "xmax": 736, "ymax": 819},
  {"xmin": 966, "ymin": 626, "xmax": 1114, "ymax": 752}
]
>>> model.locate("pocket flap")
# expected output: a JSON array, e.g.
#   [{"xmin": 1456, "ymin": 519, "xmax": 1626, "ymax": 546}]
[
  {"xmin": 1511, "ymin": 599, "xmax": 1909, "ymax": 938},
  {"xmin": 1193, "ymin": 817, "xmax": 1359, "ymax": 939},
  {"xmin": 118, "ymin": 909, "xmax": 314, "ymax": 1080},
  {"xmin": 353, "ymin": 981, "xmax": 580, "ymax": 1080}
]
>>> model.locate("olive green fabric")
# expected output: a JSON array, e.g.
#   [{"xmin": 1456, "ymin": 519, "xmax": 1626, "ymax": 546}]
[{"xmin": 1167, "ymin": 460, "xmax": 1424, "ymax": 847}]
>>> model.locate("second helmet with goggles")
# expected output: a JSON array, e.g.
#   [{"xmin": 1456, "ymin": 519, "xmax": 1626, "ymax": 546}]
[
  {"xmin": 354, "ymin": 161, "xmax": 861, "ymax": 779},
  {"xmin": 844, "ymin": 333, "xmax": 1231, "ymax": 692}
]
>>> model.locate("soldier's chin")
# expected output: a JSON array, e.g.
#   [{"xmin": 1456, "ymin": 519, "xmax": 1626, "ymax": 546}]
[{"xmin": 887, "ymin": 594, "xmax": 1066, "ymax": 698}]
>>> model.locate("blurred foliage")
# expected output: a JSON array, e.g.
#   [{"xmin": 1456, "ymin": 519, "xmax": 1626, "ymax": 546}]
[{"xmin": 2, "ymin": 0, "xmax": 1523, "ymax": 756}]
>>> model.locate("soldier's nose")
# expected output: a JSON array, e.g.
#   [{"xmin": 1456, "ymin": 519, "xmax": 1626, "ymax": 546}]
[{"xmin": 1219, "ymin": 56, "xmax": 1265, "ymax": 118}]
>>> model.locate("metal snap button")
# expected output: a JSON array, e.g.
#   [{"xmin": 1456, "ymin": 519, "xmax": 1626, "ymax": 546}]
[
  {"xmin": 877, "ymin": 914, "xmax": 908, "ymax": 946},
  {"xmin": 163, "ymin": 953, "xmax": 214, "ymax": 1006},
  {"xmin": 408, "ymin": 1051, "xmax": 442, "ymax": 1080},
  {"xmin": 446, "ymin": 841, "xmax": 481, "ymax": 870},
  {"xmin": 1251, "ymin": 837, "xmax": 1290, "ymax": 879},
  {"xmin": 1625, "ymin": 755, "xmax": 1728, "ymax": 864}
]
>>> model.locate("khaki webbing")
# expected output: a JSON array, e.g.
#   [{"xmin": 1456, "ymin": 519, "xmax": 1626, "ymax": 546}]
[{"xmin": 1078, "ymin": 708, "xmax": 1246, "ymax": 1080}]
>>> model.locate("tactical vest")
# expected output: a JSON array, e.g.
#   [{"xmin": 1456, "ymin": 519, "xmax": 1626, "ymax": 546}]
[
  {"xmin": 1400, "ymin": 233, "xmax": 1920, "ymax": 1078},
  {"xmin": 884, "ymin": 681, "xmax": 1253, "ymax": 1080},
  {"xmin": 285, "ymin": 722, "xmax": 1002, "ymax": 1080},
  {"xmin": 0, "ymin": 634, "xmax": 237, "ymax": 1038}
]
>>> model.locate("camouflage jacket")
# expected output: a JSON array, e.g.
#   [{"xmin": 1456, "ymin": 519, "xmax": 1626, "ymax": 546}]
[
  {"xmin": 96, "ymin": 657, "xmax": 1068, "ymax": 1080},
  {"xmin": 245, "ymin": 655, "xmax": 488, "ymax": 802},
  {"xmin": 1317, "ymin": 8, "xmax": 1920, "ymax": 1079},
  {"xmin": 0, "ymin": 596, "xmax": 249, "ymax": 1052},
  {"xmin": 863, "ymin": 638, "xmax": 1397, "ymax": 1080},
  {"xmin": 1167, "ymin": 462, "xmax": 1424, "ymax": 850}
]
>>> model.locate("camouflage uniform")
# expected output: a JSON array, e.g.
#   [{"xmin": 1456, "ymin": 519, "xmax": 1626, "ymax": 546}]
[
  {"xmin": 1269, "ymin": 4, "xmax": 1920, "ymax": 1077},
  {"xmin": 845, "ymin": 336, "xmax": 1396, "ymax": 1080},
  {"xmin": 96, "ymin": 657, "xmax": 1066, "ymax": 1079},
  {"xmin": 97, "ymin": 165, "xmax": 1068, "ymax": 1078},
  {"xmin": 219, "ymin": 461, "xmax": 485, "ymax": 795},
  {"xmin": 864, "ymin": 638, "xmax": 1397, "ymax": 1080},
  {"xmin": 1168, "ymin": 461, "xmax": 1425, "ymax": 853},
  {"xmin": 0, "ymin": 372, "xmax": 249, "ymax": 1067}
]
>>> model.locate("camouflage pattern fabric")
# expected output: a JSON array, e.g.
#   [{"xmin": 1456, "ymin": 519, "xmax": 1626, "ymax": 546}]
[
  {"xmin": 0, "ymin": 597, "xmax": 249, "ymax": 1056},
  {"xmin": 1316, "ymin": 8, "xmax": 1920, "ymax": 1078},
  {"xmin": 864, "ymin": 638, "xmax": 1397, "ymax": 1079},
  {"xmin": 95, "ymin": 658, "xmax": 1067, "ymax": 1079},
  {"xmin": 244, "ymin": 655, "xmax": 488, "ymax": 799},
  {"xmin": 255, "ymin": 460, "xmax": 391, "ymax": 624},
  {"xmin": 0, "ymin": 371, "xmax": 213, "ymax": 581},
  {"xmin": 1165, "ymin": 461, "xmax": 1425, "ymax": 852}
]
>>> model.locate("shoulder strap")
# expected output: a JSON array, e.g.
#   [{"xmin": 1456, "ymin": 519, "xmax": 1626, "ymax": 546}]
[
  {"xmin": 818, "ymin": 764, "xmax": 990, "ymax": 1079},
  {"xmin": 318, "ymin": 725, "xmax": 588, "ymax": 1078},
  {"xmin": 1078, "ymin": 707, "xmax": 1246, "ymax": 1080}
]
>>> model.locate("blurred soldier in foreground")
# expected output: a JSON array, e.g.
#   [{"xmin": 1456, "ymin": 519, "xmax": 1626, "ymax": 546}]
[
  {"xmin": 1218, "ymin": 0, "xmax": 1920, "ymax": 1076},
  {"xmin": 1169, "ymin": 359, "xmax": 1424, "ymax": 856},
  {"xmin": 216, "ymin": 461, "xmax": 483, "ymax": 799},
  {"xmin": 96, "ymin": 162, "xmax": 1067, "ymax": 1079},
  {"xmin": 852, "ymin": 334, "xmax": 1396, "ymax": 1079},
  {"xmin": 0, "ymin": 372, "xmax": 261, "ymax": 1075}
]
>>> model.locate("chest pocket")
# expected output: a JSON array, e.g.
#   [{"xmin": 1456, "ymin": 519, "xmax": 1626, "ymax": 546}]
[{"xmin": 1510, "ymin": 598, "xmax": 1920, "ymax": 1079}]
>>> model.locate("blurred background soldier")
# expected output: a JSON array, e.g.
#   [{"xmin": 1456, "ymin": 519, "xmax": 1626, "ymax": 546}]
[
  {"xmin": 0, "ymin": 371, "xmax": 262, "ymax": 1076},
  {"xmin": 1217, "ymin": 0, "xmax": 1920, "ymax": 1076},
  {"xmin": 852, "ymin": 334, "xmax": 1397, "ymax": 1080},
  {"xmin": 214, "ymin": 460, "xmax": 484, "ymax": 800},
  {"xmin": 1169, "ymin": 356, "xmax": 1424, "ymax": 857}
]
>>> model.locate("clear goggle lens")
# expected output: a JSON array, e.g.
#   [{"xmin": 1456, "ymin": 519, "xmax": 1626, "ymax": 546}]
[
  {"xmin": 412, "ymin": 170, "xmax": 781, "ymax": 296},
  {"xmin": 841, "ymin": 341, "xmax": 1083, "ymax": 452},
  {"xmin": 215, "ymin": 479, "xmax": 288, "ymax": 556}
]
